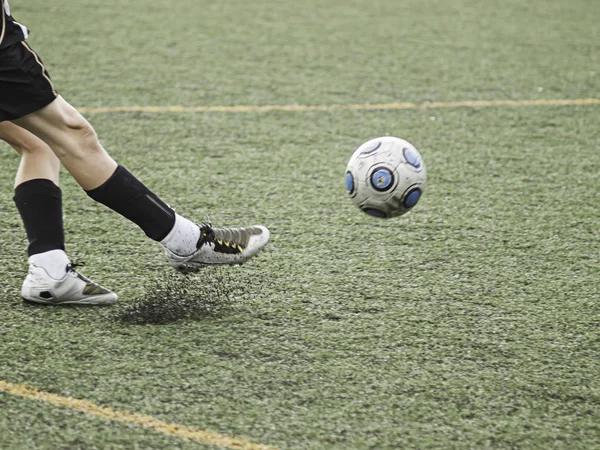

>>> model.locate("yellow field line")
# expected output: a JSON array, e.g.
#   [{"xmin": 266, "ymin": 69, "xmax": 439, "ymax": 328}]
[
  {"xmin": 77, "ymin": 98, "xmax": 600, "ymax": 114},
  {"xmin": 0, "ymin": 379, "xmax": 278, "ymax": 450}
]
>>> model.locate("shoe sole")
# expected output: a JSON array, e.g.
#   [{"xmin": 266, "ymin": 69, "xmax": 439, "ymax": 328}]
[
  {"xmin": 171, "ymin": 236, "xmax": 270, "ymax": 274},
  {"xmin": 23, "ymin": 295, "xmax": 118, "ymax": 306},
  {"xmin": 174, "ymin": 258, "xmax": 254, "ymax": 274}
]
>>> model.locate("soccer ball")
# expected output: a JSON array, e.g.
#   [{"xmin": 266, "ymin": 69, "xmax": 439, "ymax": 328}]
[{"xmin": 345, "ymin": 136, "xmax": 426, "ymax": 218}]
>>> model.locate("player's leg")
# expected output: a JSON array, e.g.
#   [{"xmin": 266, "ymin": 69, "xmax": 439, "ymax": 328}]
[
  {"xmin": 0, "ymin": 121, "xmax": 117, "ymax": 305},
  {"xmin": 12, "ymin": 95, "xmax": 116, "ymax": 190},
  {"xmin": 0, "ymin": 121, "xmax": 60, "ymax": 186},
  {"xmin": 13, "ymin": 96, "xmax": 270, "ymax": 271}
]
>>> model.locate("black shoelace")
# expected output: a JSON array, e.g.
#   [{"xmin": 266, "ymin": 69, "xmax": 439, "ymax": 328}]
[
  {"xmin": 66, "ymin": 261, "xmax": 86, "ymax": 272},
  {"xmin": 196, "ymin": 223, "xmax": 243, "ymax": 254},
  {"xmin": 196, "ymin": 223, "xmax": 216, "ymax": 249}
]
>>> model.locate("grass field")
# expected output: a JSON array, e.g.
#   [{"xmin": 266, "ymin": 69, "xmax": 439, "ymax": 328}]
[{"xmin": 1, "ymin": 0, "xmax": 599, "ymax": 448}]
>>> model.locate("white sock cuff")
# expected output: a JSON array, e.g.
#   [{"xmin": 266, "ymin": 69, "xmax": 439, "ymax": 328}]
[
  {"xmin": 160, "ymin": 213, "xmax": 201, "ymax": 256},
  {"xmin": 28, "ymin": 249, "xmax": 70, "ymax": 280},
  {"xmin": 159, "ymin": 213, "xmax": 181, "ymax": 245}
]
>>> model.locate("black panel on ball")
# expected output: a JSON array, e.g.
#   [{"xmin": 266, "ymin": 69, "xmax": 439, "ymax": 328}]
[{"xmin": 363, "ymin": 208, "xmax": 388, "ymax": 218}]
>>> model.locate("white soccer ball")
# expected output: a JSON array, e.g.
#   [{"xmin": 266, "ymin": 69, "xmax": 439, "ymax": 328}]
[{"xmin": 345, "ymin": 136, "xmax": 427, "ymax": 218}]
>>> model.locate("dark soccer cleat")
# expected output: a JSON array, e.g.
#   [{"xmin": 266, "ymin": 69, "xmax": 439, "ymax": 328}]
[
  {"xmin": 164, "ymin": 223, "xmax": 270, "ymax": 273},
  {"xmin": 21, "ymin": 264, "xmax": 118, "ymax": 305}
]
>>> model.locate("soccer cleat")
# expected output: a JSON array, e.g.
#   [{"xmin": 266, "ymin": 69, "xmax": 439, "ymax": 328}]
[
  {"xmin": 165, "ymin": 223, "xmax": 270, "ymax": 273},
  {"xmin": 21, "ymin": 264, "xmax": 118, "ymax": 305}
]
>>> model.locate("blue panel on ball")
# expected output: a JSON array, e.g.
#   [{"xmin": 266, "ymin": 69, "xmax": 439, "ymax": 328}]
[
  {"xmin": 361, "ymin": 140, "xmax": 382, "ymax": 155},
  {"xmin": 403, "ymin": 147, "xmax": 422, "ymax": 169},
  {"xmin": 363, "ymin": 208, "xmax": 387, "ymax": 218},
  {"xmin": 345, "ymin": 172, "xmax": 354, "ymax": 193},
  {"xmin": 404, "ymin": 189, "xmax": 421, "ymax": 208},
  {"xmin": 370, "ymin": 168, "xmax": 393, "ymax": 191}
]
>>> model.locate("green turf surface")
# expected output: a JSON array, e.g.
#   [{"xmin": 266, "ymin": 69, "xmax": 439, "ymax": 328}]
[{"xmin": 1, "ymin": 0, "xmax": 599, "ymax": 449}]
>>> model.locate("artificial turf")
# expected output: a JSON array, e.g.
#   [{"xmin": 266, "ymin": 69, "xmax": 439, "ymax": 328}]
[{"xmin": 0, "ymin": 0, "xmax": 598, "ymax": 448}]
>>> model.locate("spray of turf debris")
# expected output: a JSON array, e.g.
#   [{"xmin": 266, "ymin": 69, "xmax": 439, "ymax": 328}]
[{"xmin": 119, "ymin": 271, "xmax": 240, "ymax": 324}]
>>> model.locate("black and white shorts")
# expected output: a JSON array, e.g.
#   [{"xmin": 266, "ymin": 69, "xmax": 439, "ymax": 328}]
[{"xmin": 0, "ymin": 41, "xmax": 58, "ymax": 122}]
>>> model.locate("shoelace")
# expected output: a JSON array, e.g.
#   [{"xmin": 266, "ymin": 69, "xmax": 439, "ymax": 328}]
[
  {"xmin": 65, "ymin": 261, "xmax": 98, "ymax": 286},
  {"xmin": 66, "ymin": 261, "xmax": 86, "ymax": 272},
  {"xmin": 196, "ymin": 223, "xmax": 243, "ymax": 254},
  {"xmin": 197, "ymin": 223, "xmax": 217, "ymax": 249}
]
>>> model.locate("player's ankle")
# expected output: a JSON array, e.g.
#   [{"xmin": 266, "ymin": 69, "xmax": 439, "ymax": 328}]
[
  {"xmin": 160, "ymin": 213, "xmax": 200, "ymax": 257},
  {"xmin": 28, "ymin": 249, "xmax": 70, "ymax": 279}
]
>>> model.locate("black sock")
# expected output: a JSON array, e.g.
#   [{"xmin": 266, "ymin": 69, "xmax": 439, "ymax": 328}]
[
  {"xmin": 86, "ymin": 165, "xmax": 176, "ymax": 241},
  {"xmin": 14, "ymin": 179, "xmax": 66, "ymax": 257}
]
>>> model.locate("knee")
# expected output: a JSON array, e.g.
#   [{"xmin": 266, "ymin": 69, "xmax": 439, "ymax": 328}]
[
  {"xmin": 54, "ymin": 109, "xmax": 105, "ymax": 160},
  {"xmin": 13, "ymin": 136, "xmax": 48, "ymax": 155},
  {"xmin": 2, "ymin": 132, "xmax": 50, "ymax": 157},
  {"xmin": 63, "ymin": 110, "xmax": 98, "ymax": 144}
]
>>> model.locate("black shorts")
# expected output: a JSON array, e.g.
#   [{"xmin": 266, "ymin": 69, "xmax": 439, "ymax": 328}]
[{"xmin": 0, "ymin": 41, "xmax": 58, "ymax": 122}]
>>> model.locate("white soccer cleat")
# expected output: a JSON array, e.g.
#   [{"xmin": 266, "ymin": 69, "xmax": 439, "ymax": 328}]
[
  {"xmin": 165, "ymin": 223, "xmax": 270, "ymax": 273},
  {"xmin": 21, "ymin": 264, "xmax": 118, "ymax": 305}
]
